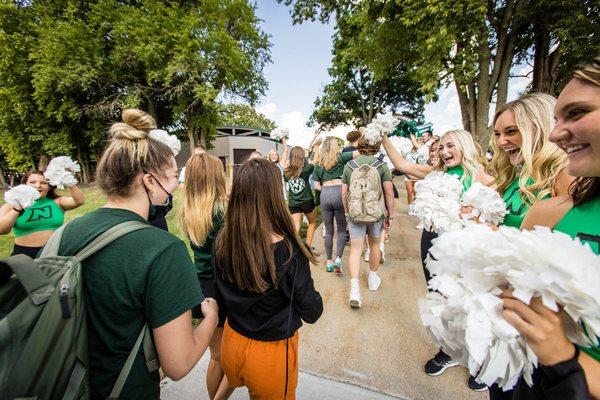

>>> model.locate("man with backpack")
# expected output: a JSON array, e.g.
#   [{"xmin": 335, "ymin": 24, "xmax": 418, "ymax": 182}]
[{"xmin": 342, "ymin": 137, "xmax": 395, "ymax": 308}]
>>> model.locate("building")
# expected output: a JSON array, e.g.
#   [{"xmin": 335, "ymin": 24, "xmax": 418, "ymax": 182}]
[{"xmin": 176, "ymin": 126, "xmax": 290, "ymax": 176}]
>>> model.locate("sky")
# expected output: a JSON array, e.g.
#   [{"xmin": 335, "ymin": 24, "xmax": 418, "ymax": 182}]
[{"xmin": 254, "ymin": 1, "xmax": 532, "ymax": 148}]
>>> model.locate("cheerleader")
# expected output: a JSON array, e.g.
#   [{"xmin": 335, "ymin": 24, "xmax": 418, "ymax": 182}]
[
  {"xmin": 382, "ymin": 129, "xmax": 494, "ymax": 391},
  {"xmin": 501, "ymin": 56, "xmax": 600, "ymax": 399}
]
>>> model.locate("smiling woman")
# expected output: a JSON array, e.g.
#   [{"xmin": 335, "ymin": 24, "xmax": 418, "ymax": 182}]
[
  {"xmin": 0, "ymin": 169, "xmax": 85, "ymax": 257},
  {"xmin": 491, "ymin": 93, "xmax": 574, "ymax": 229}
]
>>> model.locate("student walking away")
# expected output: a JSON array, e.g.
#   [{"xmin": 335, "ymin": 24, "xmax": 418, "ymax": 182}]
[
  {"xmin": 342, "ymin": 138, "xmax": 394, "ymax": 308},
  {"xmin": 342, "ymin": 130, "xmax": 362, "ymax": 153},
  {"xmin": 283, "ymin": 146, "xmax": 318, "ymax": 249},
  {"xmin": 178, "ymin": 145, "xmax": 206, "ymax": 187},
  {"xmin": 314, "ymin": 137, "xmax": 359, "ymax": 274},
  {"xmin": 214, "ymin": 158, "xmax": 323, "ymax": 400},
  {"xmin": 0, "ymin": 170, "xmax": 85, "ymax": 258},
  {"xmin": 1, "ymin": 109, "xmax": 219, "ymax": 400},
  {"xmin": 178, "ymin": 153, "xmax": 234, "ymax": 400}
]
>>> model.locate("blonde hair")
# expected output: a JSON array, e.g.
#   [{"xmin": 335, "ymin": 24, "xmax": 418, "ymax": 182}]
[
  {"xmin": 491, "ymin": 93, "xmax": 566, "ymax": 204},
  {"xmin": 178, "ymin": 154, "xmax": 227, "ymax": 247},
  {"xmin": 434, "ymin": 129, "xmax": 484, "ymax": 185},
  {"xmin": 267, "ymin": 149, "xmax": 280, "ymax": 163},
  {"xmin": 315, "ymin": 137, "xmax": 341, "ymax": 170},
  {"xmin": 97, "ymin": 109, "xmax": 173, "ymax": 197}
]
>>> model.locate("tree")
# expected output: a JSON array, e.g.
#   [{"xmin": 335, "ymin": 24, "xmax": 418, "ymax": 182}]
[
  {"xmin": 218, "ymin": 103, "xmax": 276, "ymax": 131},
  {"xmin": 309, "ymin": 12, "xmax": 426, "ymax": 130}
]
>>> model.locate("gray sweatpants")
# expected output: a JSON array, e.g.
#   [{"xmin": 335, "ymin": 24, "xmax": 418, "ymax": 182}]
[{"xmin": 319, "ymin": 185, "xmax": 347, "ymax": 259}]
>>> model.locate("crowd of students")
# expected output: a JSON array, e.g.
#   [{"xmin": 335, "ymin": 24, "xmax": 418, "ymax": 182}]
[{"xmin": 1, "ymin": 57, "xmax": 598, "ymax": 399}]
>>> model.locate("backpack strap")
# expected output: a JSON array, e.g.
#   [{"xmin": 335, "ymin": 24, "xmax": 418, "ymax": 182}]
[
  {"xmin": 347, "ymin": 160, "xmax": 359, "ymax": 170},
  {"xmin": 106, "ymin": 324, "xmax": 152, "ymax": 400},
  {"xmin": 39, "ymin": 224, "xmax": 69, "ymax": 258},
  {"xmin": 0, "ymin": 254, "xmax": 53, "ymax": 305},
  {"xmin": 370, "ymin": 159, "xmax": 385, "ymax": 169},
  {"xmin": 75, "ymin": 221, "xmax": 151, "ymax": 262}
]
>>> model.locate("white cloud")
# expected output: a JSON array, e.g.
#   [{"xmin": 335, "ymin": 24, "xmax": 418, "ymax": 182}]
[{"xmin": 256, "ymin": 102, "xmax": 277, "ymax": 118}]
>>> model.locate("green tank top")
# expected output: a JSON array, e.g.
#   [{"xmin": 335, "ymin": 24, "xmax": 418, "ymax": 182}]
[
  {"xmin": 553, "ymin": 196, "xmax": 600, "ymax": 362},
  {"xmin": 13, "ymin": 196, "xmax": 65, "ymax": 237},
  {"xmin": 446, "ymin": 165, "xmax": 473, "ymax": 192},
  {"xmin": 501, "ymin": 177, "xmax": 550, "ymax": 228}
]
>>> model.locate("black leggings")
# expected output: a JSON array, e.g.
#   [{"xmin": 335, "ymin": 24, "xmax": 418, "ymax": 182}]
[
  {"xmin": 11, "ymin": 244, "xmax": 43, "ymax": 258},
  {"xmin": 420, "ymin": 229, "xmax": 438, "ymax": 290}
]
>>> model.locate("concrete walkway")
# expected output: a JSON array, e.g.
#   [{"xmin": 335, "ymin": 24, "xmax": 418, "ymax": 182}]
[{"xmin": 163, "ymin": 184, "xmax": 486, "ymax": 400}]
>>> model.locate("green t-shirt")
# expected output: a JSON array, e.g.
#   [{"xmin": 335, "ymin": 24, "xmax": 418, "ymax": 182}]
[
  {"xmin": 284, "ymin": 164, "xmax": 314, "ymax": 207},
  {"xmin": 446, "ymin": 165, "xmax": 473, "ymax": 192},
  {"xmin": 342, "ymin": 155, "xmax": 392, "ymax": 185},
  {"xmin": 191, "ymin": 209, "xmax": 224, "ymax": 279},
  {"xmin": 314, "ymin": 152, "xmax": 353, "ymax": 183},
  {"xmin": 58, "ymin": 208, "xmax": 203, "ymax": 400},
  {"xmin": 553, "ymin": 196, "xmax": 600, "ymax": 362}
]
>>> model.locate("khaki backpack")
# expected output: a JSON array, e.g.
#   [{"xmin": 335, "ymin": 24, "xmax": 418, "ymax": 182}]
[
  {"xmin": 0, "ymin": 221, "xmax": 159, "ymax": 400},
  {"xmin": 347, "ymin": 159, "xmax": 386, "ymax": 223}
]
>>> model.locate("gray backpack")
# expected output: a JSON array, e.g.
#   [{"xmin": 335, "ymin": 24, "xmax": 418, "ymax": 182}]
[
  {"xmin": 0, "ymin": 221, "xmax": 159, "ymax": 400},
  {"xmin": 347, "ymin": 159, "xmax": 386, "ymax": 223}
]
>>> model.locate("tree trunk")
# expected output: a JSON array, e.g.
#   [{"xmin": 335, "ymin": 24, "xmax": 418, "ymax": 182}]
[
  {"xmin": 76, "ymin": 145, "xmax": 91, "ymax": 184},
  {"xmin": 187, "ymin": 110, "xmax": 196, "ymax": 152},
  {"xmin": 0, "ymin": 169, "xmax": 7, "ymax": 188},
  {"xmin": 146, "ymin": 95, "xmax": 157, "ymax": 120},
  {"xmin": 38, "ymin": 154, "xmax": 48, "ymax": 171}
]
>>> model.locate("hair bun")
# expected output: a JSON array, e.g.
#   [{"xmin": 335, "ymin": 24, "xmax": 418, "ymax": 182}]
[{"xmin": 110, "ymin": 109, "xmax": 157, "ymax": 140}]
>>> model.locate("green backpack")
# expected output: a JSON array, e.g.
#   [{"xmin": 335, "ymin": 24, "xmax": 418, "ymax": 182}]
[{"xmin": 0, "ymin": 221, "xmax": 159, "ymax": 400}]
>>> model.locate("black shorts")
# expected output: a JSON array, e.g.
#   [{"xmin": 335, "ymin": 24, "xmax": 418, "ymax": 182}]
[
  {"xmin": 289, "ymin": 199, "xmax": 315, "ymax": 215},
  {"xmin": 192, "ymin": 277, "xmax": 224, "ymax": 327}
]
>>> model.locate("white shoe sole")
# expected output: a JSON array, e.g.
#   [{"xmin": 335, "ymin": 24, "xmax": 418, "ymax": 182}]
[{"xmin": 425, "ymin": 362, "xmax": 459, "ymax": 376}]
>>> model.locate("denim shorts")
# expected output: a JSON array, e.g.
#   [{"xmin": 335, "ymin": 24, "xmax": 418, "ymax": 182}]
[{"xmin": 347, "ymin": 220, "xmax": 383, "ymax": 239}]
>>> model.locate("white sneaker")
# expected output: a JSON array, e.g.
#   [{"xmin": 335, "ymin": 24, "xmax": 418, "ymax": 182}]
[
  {"xmin": 368, "ymin": 272, "xmax": 382, "ymax": 291},
  {"xmin": 364, "ymin": 249, "xmax": 370, "ymax": 262},
  {"xmin": 349, "ymin": 279, "xmax": 362, "ymax": 308}
]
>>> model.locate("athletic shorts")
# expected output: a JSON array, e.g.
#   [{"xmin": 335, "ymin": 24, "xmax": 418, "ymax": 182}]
[
  {"xmin": 288, "ymin": 199, "xmax": 315, "ymax": 215},
  {"xmin": 347, "ymin": 220, "xmax": 383, "ymax": 239}
]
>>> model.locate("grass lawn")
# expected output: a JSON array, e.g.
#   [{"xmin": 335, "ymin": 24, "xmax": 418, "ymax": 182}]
[{"xmin": 0, "ymin": 185, "xmax": 321, "ymax": 258}]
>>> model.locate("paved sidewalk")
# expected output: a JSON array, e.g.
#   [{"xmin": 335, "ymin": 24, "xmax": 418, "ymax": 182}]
[
  {"xmin": 161, "ymin": 353, "xmax": 401, "ymax": 399},
  {"xmin": 164, "ymin": 185, "xmax": 486, "ymax": 400}
]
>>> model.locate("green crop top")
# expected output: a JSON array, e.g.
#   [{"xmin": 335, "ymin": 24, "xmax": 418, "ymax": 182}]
[
  {"xmin": 13, "ymin": 196, "xmax": 65, "ymax": 237},
  {"xmin": 501, "ymin": 177, "xmax": 550, "ymax": 229},
  {"xmin": 553, "ymin": 195, "xmax": 600, "ymax": 362},
  {"xmin": 446, "ymin": 165, "xmax": 473, "ymax": 192}
]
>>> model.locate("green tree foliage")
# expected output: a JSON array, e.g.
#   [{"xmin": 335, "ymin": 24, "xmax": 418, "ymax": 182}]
[
  {"xmin": 281, "ymin": 0, "xmax": 599, "ymax": 147},
  {"xmin": 309, "ymin": 12, "xmax": 426, "ymax": 130},
  {"xmin": 0, "ymin": 0, "xmax": 270, "ymax": 179},
  {"xmin": 218, "ymin": 104, "xmax": 276, "ymax": 131}
]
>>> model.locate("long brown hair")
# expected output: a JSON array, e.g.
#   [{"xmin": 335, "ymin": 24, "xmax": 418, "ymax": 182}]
[
  {"xmin": 284, "ymin": 146, "xmax": 306, "ymax": 179},
  {"xmin": 215, "ymin": 158, "xmax": 317, "ymax": 293},
  {"xmin": 569, "ymin": 56, "xmax": 600, "ymax": 206},
  {"xmin": 178, "ymin": 154, "xmax": 227, "ymax": 246}
]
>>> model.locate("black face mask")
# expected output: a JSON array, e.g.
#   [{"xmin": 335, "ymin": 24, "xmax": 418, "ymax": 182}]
[{"xmin": 146, "ymin": 173, "xmax": 174, "ymax": 222}]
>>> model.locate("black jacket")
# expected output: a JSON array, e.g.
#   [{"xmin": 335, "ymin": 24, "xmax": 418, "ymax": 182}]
[{"xmin": 214, "ymin": 240, "xmax": 323, "ymax": 341}]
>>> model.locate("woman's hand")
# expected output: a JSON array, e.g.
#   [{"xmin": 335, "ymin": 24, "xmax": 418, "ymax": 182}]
[
  {"xmin": 502, "ymin": 289, "xmax": 576, "ymax": 366},
  {"xmin": 201, "ymin": 297, "xmax": 219, "ymax": 319}
]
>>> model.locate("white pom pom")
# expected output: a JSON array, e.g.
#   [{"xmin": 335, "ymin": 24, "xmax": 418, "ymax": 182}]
[
  {"xmin": 149, "ymin": 129, "xmax": 181, "ymax": 156},
  {"xmin": 461, "ymin": 182, "xmax": 507, "ymax": 225},
  {"xmin": 372, "ymin": 112, "xmax": 400, "ymax": 134},
  {"xmin": 363, "ymin": 124, "xmax": 382, "ymax": 145},
  {"xmin": 388, "ymin": 136, "xmax": 414, "ymax": 157},
  {"xmin": 409, "ymin": 171, "xmax": 464, "ymax": 233},
  {"xmin": 420, "ymin": 224, "xmax": 600, "ymax": 390},
  {"xmin": 270, "ymin": 127, "xmax": 290, "ymax": 141},
  {"xmin": 44, "ymin": 156, "xmax": 81, "ymax": 189},
  {"xmin": 4, "ymin": 184, "xmax": 41, "ymax": 209}
]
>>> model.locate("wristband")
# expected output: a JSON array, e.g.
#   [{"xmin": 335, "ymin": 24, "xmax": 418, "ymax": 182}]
[{"xmin": 12, "ymin": 207, "xmax": 24, "ymax": 216}]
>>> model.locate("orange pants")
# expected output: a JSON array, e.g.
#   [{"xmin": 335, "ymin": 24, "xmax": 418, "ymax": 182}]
[{"xmin": 221, "ymin": 321, "xmax": 299, "ymax": 400}]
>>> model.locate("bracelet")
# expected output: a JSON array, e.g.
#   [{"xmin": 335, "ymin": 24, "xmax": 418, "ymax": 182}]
[{"xmin": 12, "ymin": 207, "xmax": 24, "ymax": 215}]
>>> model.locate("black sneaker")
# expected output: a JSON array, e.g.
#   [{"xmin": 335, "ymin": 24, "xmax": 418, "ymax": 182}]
[
  {"xmin": 424, "ymin": 350, "xmax": 459, "ymax": 376},
  {"xmin": 468, "ymin": 376, "xmax": 488, "ymax": 392}
]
